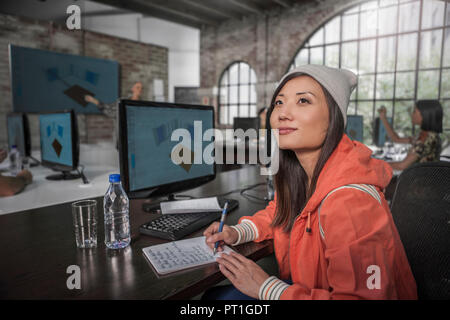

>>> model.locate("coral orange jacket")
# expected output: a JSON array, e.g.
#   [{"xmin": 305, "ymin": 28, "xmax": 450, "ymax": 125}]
[{"xmin": 240, "ymin": 134, "xmax": 418, "ymax": 299}]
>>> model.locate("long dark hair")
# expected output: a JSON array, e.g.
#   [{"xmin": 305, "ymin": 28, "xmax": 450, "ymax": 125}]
[
  {"xmin": 267, "ymin": 73, "xmax": 345, "ymax": 233},
  {"xmin": 416, "ymin": 100, "xmax": 443, "ymax": 133}
]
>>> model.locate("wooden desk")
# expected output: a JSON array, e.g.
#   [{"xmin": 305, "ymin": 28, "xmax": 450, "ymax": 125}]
[{"xmin": 0, "ymin": 166, "xmax": 273, "ymax": 299}]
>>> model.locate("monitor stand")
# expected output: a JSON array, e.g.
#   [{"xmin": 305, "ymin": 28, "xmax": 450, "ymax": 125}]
[
  {"xmin": 45, "ymin": 171, "xmax": 81, "ymax": 181},
  {"xmin": 29, "ymin": 156, "xmax": 40, "ymax": 167},
  {"xmin": 142, "ymin": 194, "xmax": 177, "ymax": 213}
]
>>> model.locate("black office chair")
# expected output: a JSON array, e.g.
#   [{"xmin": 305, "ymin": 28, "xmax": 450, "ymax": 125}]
[{"xmin": 390, "ymin": 161, "xmax": 450, "ymax": 300}]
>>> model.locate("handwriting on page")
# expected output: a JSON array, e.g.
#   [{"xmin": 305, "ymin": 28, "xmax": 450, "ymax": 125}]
[
  {"xmin": 146, "ymin": 241, "xmax": 215, "ymax": 272},
  {"xmin": 142, "ymin": 236, "xmax": 235, "ymax": 275}
]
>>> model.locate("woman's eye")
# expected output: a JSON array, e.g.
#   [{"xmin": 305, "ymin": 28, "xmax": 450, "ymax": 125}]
[
  {"xmin": 298, "ymin": 98, "xmax": 310, "ymax": 104},
  {"xmin": 274, "ymin": 100, "xmax": 283, "ymax": 106}
]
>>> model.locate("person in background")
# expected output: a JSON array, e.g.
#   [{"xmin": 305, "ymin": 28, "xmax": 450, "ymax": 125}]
[
  {"xmin": 84, "ymin": 81, "xmax": 143, "ymax": 147},
  {"xmin": 0, "ymin": 148, "xmax": 33, "ymax": 197},
  {"xmin": 378, "ymin": 100, "xmax": 443, "ymax": 171}
]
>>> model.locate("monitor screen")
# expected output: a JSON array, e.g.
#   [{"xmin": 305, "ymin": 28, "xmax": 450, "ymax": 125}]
[
  {"xmin": 9, "ymin": 44, "xmax": 119, "ymax": 114},
  {"xmin": 7, "ymin": 113, "xmax": 30, "ymax": 157},
  {"xmin": 120, "ymin": 101, "xmax": 215, "ymax": 197},
  {"xmin": 39, "ymin": 111, "xmax": 75, "ymax": 169},
  {"xmin": 346, "ymin": 115, "xmax": 363, "ymax": 142},
  {"xmin": 233, "ymin": 117, "xmax": 260, "ymax": 131},
  {"xmin": 374, "ymin": 117, "xmax": 393, "ymax": 147}
]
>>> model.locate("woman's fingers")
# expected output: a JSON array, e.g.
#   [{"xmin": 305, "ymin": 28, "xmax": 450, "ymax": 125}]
[
  {"xmin": 203, "ymin": 222, "xmax": 219, "ymax": 238},
  {"xmin": 228, "ymin": 251, "xmax": 249, "ymax": 264},
  {"xmin": 218, "ymin": 253, "xmax": 243, "ymax": 270},
  {"xmin": 217, "ymin": 254, "xmax": 240, "ymax": 274},
  {"xmin": 218, "ymin": 263, "xmax": 236, "ymax": 282}
]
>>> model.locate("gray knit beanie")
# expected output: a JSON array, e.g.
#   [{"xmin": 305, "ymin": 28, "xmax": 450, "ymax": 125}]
[{"xmin": 278, "ymin": 65, "xmax": 358, "ymax": 126}]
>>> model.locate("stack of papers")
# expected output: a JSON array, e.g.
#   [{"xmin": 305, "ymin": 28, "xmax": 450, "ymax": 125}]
[{"xmin": 160, "ymin": 197, "xmax": 222, "ymax": 214}]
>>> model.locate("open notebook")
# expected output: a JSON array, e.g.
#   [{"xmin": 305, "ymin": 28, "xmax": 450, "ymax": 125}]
[{"xmin": 142, "ymin": 236, "xmax": 234, "ymax": 275}]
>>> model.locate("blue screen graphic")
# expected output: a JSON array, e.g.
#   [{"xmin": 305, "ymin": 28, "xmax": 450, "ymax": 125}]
[
  {"xmin": 126, "ymin": 105, "xmax": 214, "ymax": 192},
  {"xmin": 10, "ymin": 45, "xmax": 119, "ymax": 114},
  {"xmin": 39, "ymin": 113, "xmax": 73, "ymax": 167},
  {"xmin": 346, "ymin": 115, "xmax": 363, "ymax": 142},
  {"xmin": 7, "ymin": 115, "xmax": 26, "ymax": 156}
]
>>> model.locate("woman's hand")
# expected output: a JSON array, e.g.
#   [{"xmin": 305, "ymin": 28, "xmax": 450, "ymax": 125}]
[
  {"xmin": 216, "ymin": 251, "xmax": 270, "ymax": 299},
  {"xmin": 204, "ymin": 222, "xmax": 238, "ymax": 251}
]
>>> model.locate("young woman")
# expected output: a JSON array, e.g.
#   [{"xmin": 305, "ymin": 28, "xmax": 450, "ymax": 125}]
[
  {"xmin": 203, "ymin": 65, "xmax": 417, "ymax": 300},
  {"xmin": 378, "ymin": 100, "xmax": 443, "ymax": 171}
]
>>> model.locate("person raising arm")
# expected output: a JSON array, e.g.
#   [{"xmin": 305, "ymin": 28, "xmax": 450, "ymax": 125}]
[{"xmin": 378, "ymin": 101, "xmax": 443, "ymax": 171}]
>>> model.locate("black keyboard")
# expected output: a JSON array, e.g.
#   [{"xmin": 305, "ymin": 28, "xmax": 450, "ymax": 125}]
[{"xmin": 139, "ymin": 198, "xmax": 239, "ymax": 240}]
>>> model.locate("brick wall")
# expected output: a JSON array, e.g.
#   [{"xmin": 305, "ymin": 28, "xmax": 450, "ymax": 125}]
[
  {"xmin": 199, "ymin": 0, "xmax": 362, "ymax": 125},
  {"xmin": 0, "ymin": 13, "xmax": 168, "ymax": 148}
]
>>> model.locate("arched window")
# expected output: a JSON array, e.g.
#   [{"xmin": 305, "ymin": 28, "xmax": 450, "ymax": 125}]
[
  {"xmin": 218, "ymin": 61, "xmax": 257, "ymax": 125},
  {"xmin": 290, "ymin": 0, "xmax": 450, "ymax": 144}
]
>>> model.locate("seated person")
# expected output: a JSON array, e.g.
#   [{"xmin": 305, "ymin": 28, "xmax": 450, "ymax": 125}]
[
  {"xmin": 0, "ymin": 149, "xmax": 33, "ymax": 197},
  {"xmin": 378, "ymin": 100, "xmax": 443, "ymax": 171}
]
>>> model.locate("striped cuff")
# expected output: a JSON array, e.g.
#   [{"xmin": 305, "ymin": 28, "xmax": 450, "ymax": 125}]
[
  {"xmin": 258, "ymin": 276, "xmax": 290, "ymax": 300},
  {"xmin": 230, "ymin": 219, "xmax": 259, "ymax": 246}
]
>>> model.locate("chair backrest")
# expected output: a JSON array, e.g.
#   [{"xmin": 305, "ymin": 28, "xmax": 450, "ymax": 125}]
[{"xmin": 390, "ymin": 161, "xmax": 450, "ymax": 300}]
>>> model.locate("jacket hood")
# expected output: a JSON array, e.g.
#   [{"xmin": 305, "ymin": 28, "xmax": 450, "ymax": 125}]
[{"xmin": 303, "ymin": 134, "xmax": 393, "ymax": 214}]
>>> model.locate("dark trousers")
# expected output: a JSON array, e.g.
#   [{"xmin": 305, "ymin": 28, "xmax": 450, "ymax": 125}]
[{"xmin": 201, "ymin": 279, "xmax": 292, "ymax": 300}]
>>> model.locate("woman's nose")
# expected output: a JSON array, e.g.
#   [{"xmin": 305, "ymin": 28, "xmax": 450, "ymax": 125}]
[{"xmin": 278, "ymin": 104, "xmax": 293, "ymax": 121}]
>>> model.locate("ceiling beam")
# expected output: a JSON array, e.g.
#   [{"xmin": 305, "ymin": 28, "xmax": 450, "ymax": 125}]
[
  {"xmin": 272, "ymin": 0, "xmax": 292, "ymax": 9},
  {"xmin": 92, "ymin": 0, "xmax": 216, "ymax": 28},
  {"xmin": 180, "ymin": 0, "xmax": 240, "ymax": 20},
  {"xmin": 83, "ymin": 9, "xmax": 138, "ymax": 17},
  {"xmin": 134, "ymin": 0, "xmax": 219, "ymax": 26},
  {"xmin": 226, "ymin": 0, "xmax": 264, "ymax": 15}
]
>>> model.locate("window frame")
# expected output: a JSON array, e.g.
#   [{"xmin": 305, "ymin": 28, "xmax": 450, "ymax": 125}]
[
  {"xmin": 288, "ymin": 0, "xmax": 450, "ymax": 143},
  {"xmin": 217, "ymin": 61, "xmax": 258, "ymax": 126}
]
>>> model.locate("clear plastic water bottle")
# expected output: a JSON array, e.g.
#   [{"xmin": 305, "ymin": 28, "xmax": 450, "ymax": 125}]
[
  {"xmin": 104, "ymin": 174, "xmax": 131, "ymax": 249},
  {"xmin": 9, "ymin": 145, "xmax": 22, "ymax": 176}
]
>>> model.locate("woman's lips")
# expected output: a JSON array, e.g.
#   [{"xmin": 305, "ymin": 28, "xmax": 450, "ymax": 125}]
[{"xmin": 278, "ymin": 128, "xmax": 297, "ymax": 135}]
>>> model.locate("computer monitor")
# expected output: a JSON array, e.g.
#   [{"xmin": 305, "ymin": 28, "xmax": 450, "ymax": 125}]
[
  {"xmin": 39, "ymin": 110, "xmax": 80, "ymax": 180},
  {"xmin": 345, "ymin": 115, "xmax": 363, "ymax": 142},
  {"xmin": 374, "ymin": 117, "xmax": 393, "ymax": 147},
  {"xmin": 118, "ymin": 100, "xmax": 215, "ymax": 199},
  {"xmin": 233, "ymin": 117, "xmax": 260, "ymax": 132},
  {"xmin": 6, "ymin": 112, "xmax": 31, "ymax": 157}
]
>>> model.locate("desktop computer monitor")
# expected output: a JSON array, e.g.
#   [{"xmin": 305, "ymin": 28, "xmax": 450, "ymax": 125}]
[
  {"xmin": 345, "ymin": 115, "xmax": 364, "ymax": 143},
  {"xmin": 233, "ymin": 117, "xmax": 260, "ymax": 131},
  {"xmin": 118, "ymin": 100, "xmax": 215, "ymax": 199},
  {"xmin": 374, "ymin": 117, "xmax": 393, "ymax": 147},
  {"xmin": 39, "ymin": 110, "xmax": 80, "ymax": 180},
  {"xmin": 233, "ymin": 117, "xmax": 260, "ymax": 141},
  {"xmin": 6, "ymin": 112, "xmax": 31, "ymax": 157}
]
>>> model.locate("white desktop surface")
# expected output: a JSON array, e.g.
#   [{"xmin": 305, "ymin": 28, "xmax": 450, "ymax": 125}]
[
  {"xmin": 0, "ymin": 143, "xmax": 119, "ymax": 215},
  {"xmin": 0, "ymin": 164, "xmax": 118, "ymax": 215}
]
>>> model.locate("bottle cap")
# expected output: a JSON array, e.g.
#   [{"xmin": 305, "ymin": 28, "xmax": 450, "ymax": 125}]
[{"xmin": 109, "ymin": 174, "xmax": 121, "ymax": 183}]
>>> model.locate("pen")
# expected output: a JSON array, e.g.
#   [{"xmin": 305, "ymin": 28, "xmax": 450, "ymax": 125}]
[{"xmin": 213, "ymin": 202, "xmax": 229, "ymax": 255}]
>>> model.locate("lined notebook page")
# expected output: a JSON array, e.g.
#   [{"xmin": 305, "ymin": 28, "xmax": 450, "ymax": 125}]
[
  {"xmin": 142, "ymin": 236, "xmax": 234, "ymax": 275},
  {"xmin": 159, "ymin": 197, "xmax": 222, "ymax": 214}
]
